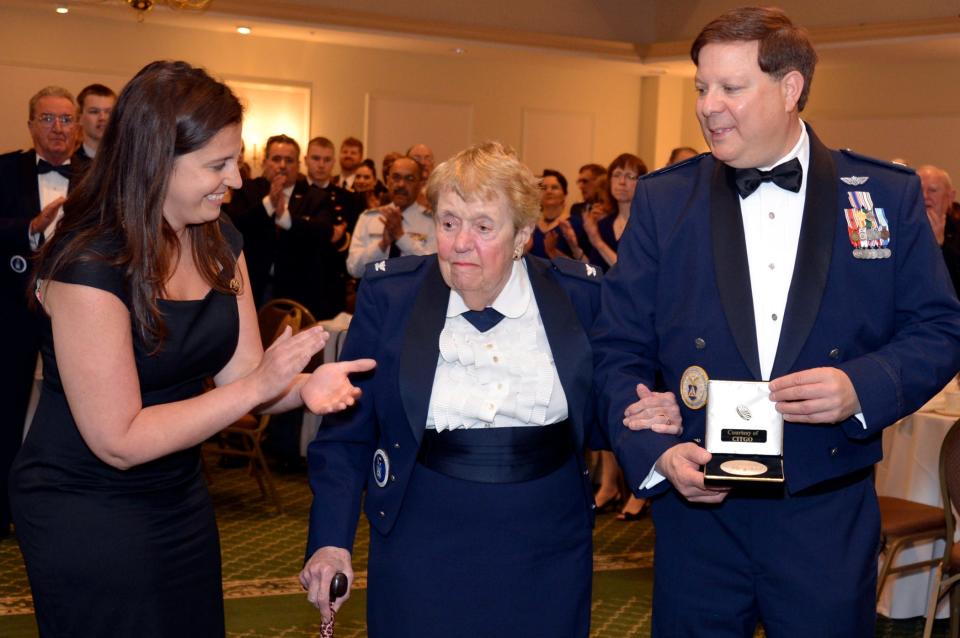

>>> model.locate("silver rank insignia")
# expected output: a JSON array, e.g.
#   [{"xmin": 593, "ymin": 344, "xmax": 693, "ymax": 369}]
[
  {"xmin": 840, "ymin": 176, "xmax": 869, "ymax": 186},
  {"xmin": 374, "ymin": 260, "xmax": 387, "ymax": 272},
  {"xmin": 373, "ymin": 448, "xmax": 390, "ymax": 487},
  {"xmin": 585, "ymin": 264, "xmax": 598, "ymax": 278}
]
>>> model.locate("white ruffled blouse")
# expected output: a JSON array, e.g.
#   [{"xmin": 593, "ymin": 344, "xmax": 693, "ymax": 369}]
[{"xmin": 425, "ymin": 259, "xmax": 569, "ymax": 431}]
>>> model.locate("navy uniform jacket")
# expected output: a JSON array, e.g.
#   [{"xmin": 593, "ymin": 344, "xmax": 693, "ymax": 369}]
[
  {"xmin": 0, "ymin": 148, "xmax": 87, "ymax": 529},
  {"xmin": 306, "ymin": 254, "xmax": 604, "ymax": 555},
  {"xmin": 593, "ymin": 126, "xmax": 960, "ymax": 496},
  {"xmin": 225, "ymin": 175, "xmax": 346, "ymax": 316}
]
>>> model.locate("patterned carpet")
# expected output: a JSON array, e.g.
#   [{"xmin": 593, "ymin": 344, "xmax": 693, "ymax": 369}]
[{"xmin": 0, "ymin": 452, "xmax": 950, "ymax": 637}]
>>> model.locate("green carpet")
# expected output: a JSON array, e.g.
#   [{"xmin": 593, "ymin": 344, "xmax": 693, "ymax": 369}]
[{"xmin": 0, "ymin": 452, "xmax": 950, "ymax": 637}]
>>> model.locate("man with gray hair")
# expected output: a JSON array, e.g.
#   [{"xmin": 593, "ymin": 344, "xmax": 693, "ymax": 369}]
[
  {"xmin": 0, "ymin": 85, "xmax": 88, "ymax": 538},
  {"xmin": 918, "ymin": 164, "xmax": 960, "ymax": 294}
]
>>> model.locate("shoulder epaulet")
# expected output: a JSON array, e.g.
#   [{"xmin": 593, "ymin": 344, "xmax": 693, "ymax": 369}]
[
  {"xmin": 364, "ymin": 254, "xmax": 429, "ymax": 278},
  {"xmin": 839, "ymin": 149, "xmax": 915, "ymax": 174},
  {"xmin": 642, "ymin": 152, "xmax": 709, "ymax": 179},
  {"xmin": 550, "ymin": 256, "xmax": 602, "ymax": 282}
]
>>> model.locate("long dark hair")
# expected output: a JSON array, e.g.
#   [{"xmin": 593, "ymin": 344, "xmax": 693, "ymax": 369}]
[{"xmin": 36, "ymin": 60, "xmax": 243, "ymax": 352}]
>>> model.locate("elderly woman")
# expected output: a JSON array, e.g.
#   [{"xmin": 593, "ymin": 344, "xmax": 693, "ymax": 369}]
[{"xmin": 300, "ymin": 142, "xmax": 681, "ymax": 637}]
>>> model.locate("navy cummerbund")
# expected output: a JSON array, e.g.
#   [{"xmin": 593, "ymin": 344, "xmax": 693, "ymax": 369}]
[{"xmin": 417, "ymin": 420, "xmax": 575, "ymax": 484}]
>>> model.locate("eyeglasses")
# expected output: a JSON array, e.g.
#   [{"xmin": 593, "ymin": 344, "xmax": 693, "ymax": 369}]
[
  {"xmin": 390, "ymin": 173, "xmax": 419, "ymax": 184},
  {"xmin": 611, "ymin": 171, "xmax": 639, "ymax": 182},
  {"xmin": 34, "ymin": 113, "xmax": 75, "ymax": 127}
]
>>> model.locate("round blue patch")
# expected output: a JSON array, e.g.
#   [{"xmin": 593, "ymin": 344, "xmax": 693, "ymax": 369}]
[{"xmin": 373, "ymin": 448, "xmax": 390, "ymax": 488}]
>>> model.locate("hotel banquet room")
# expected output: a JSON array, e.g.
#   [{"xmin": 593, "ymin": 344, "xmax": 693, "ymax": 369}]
[{"xmin": 1, "ymin": 0, "xmax": 960, "ymax": 636}]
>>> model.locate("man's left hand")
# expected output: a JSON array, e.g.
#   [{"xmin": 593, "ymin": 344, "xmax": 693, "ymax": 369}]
[{"xmin": 768, "ymin": 367, "xmax": 861, "ymax": 424}]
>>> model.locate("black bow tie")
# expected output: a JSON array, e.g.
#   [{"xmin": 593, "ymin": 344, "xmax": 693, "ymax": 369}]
[
  {"xmin": 461, "ymin": 307, "xmax": 505, "ymax": 333},
  {"xmin": 37, "ymin": 159, "xmax": 71, "ymax": 179},
  {"xmin": 733, "ymin": 158, "xmax": 803, "ymax": 198}
]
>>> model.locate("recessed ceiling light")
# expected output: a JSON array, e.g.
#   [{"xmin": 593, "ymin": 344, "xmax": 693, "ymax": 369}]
[
  {"xmin": 236, "ymin": 26, "xmax": 252, "ymax": 35},
  {"xmin": 56, "ymin": 6, "xmax": 69, "ymax": 14}
]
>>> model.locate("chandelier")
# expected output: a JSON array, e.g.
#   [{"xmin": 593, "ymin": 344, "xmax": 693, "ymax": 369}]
[{"xmin": 126, "ymin": 0, "xmax": 213, "ymax": 12}]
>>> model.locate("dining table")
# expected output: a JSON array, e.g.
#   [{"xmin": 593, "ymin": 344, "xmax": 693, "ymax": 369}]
[{"xmin": 875, "ymin": 385, "xmax": 960, "ymax": 619}]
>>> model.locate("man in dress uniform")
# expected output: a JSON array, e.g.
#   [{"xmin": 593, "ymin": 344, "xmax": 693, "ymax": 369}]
[
  {"xmin": 0, "ymin": 86, "xmax": 87, "ymax": 538},
  {"xmin": 304, "ymin": 136, "xmax": 365, "ymax": 232},
  {"xmin": 593, "ymin": 7, "xmax": 960, "ymax": 637},
  {"xmin": 346, "ymin": 156, "xmax": 435, "ymax": 278}
]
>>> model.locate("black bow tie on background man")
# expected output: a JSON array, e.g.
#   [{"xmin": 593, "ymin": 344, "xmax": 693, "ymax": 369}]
[
  {"xmin": 734, "ymin": 157, "xmax": 803, "ymax": 199},
  {"xmin": 36, "ymin": 158, "xmax": 72, "ymax": 180}
]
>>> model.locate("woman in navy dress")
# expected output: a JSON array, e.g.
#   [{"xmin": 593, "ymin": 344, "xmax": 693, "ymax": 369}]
[
  {"xmin": 528, "ymin": 168, "xmax": 589, "ymax": 261},
  {"xmin": 299, "ymin": 142, "xmax": 681, "ymax": 637},
  {"xmin": 9, "ymin": 61, "xmax": 372, "ymax": 637}
]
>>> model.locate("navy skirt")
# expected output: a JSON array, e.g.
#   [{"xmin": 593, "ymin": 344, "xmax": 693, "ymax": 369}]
[{"xmin": 366, "ymin": 454, "xmax": 592, "ymax": 638}]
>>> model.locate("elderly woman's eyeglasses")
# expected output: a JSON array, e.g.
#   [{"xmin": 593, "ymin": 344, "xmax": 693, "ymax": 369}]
[{"xmin": 34, "ymin": 114, "xmax": 75, "ymax": 128}]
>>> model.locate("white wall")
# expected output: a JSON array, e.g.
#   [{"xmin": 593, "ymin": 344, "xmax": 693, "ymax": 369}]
[{"xmin": 0, "ymin": 5, "xmax": 644, "ymax": 190}]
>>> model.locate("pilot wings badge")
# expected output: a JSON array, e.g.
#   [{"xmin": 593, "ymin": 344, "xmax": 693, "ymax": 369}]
[{"xmin": 840, "ymin": 176, "xmax": 869, "ymax": 186}]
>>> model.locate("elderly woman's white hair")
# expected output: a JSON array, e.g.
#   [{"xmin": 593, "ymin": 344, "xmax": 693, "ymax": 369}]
[{"xmin": 426, "ymin": 141, "xmax": 541, "ymax": 230}]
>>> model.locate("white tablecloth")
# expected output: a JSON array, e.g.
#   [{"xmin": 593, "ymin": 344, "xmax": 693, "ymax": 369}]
[
  {"xmin": 299, "ymin": 323, "xmax": 351, "ymax": 457},
  {"xmin": 875, "ymin": 393, "xmax": 960, "ymax": 619}
]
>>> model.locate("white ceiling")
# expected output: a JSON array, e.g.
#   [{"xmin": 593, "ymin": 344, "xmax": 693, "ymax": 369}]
[{"xmin": 17, "ymin": 0, "xmax": 960, "ymax": 76}]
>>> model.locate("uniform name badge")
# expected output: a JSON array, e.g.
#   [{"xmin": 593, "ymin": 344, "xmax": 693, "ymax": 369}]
[{"xmin": 703, "ymin": 380, "xmax": 784, "ymax": 483}]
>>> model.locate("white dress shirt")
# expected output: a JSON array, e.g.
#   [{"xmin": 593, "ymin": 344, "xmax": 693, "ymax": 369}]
[
  {"xmin": 261, "ymin": 184, "xmax": 295, "ymax": 230},
  {"xmin": 346, "ymin": 202, "xmax": 436, "ymax": 277},
  {"xmin": 740, "ymin": 122, "xmax": 809, "ymax": 381},
  {"xmin": 426, "ymin": 259, "xmax": 569, "ymax": 431},
  {"xmin": 30, "ymin": 154, "xmax": 70, "ymax": 249}
]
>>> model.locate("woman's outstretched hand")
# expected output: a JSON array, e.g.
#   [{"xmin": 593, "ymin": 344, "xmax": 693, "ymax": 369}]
[{"xmin": 301, "ymin": 358, "xmax": 377, "ymax": 414}]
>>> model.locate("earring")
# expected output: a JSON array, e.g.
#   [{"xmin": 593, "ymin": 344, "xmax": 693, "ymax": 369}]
[{"xmin": 513, "ymin": 247, "xmax": 523, "ymax": 260}]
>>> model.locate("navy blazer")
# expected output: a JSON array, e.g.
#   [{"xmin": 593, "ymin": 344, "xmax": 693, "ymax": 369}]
[
  {"xmin": 593, "ymin": 126, "xmax": 960, "ymax": 495},
  {"xmin": 306, "ymin": 254, "xmax": 603, "ymax": 555}
]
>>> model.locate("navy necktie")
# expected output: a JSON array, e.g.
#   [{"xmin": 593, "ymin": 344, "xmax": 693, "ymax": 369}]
[
  {"xmin": 37, "ymin": 159, "xmax": 71, "ymax": 180},
  {"xmin": 461, "ymin": 307, "xmax": 505, "ymax": 333},
  {"xmin": 734, "ymin": 158, "xmax": 803, "ymax": 199}
]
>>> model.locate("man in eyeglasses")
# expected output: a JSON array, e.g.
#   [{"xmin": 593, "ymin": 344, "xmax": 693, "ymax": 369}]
[
  {"xmin": 0, "ymin": 86, "xmax": 88, "ymax": 539},
  {"xmin": 347, "ymin": 156, "xmax": 436, "ymax": 278}
]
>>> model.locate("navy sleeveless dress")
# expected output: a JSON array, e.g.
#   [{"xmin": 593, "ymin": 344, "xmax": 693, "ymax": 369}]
[{"xmin": 9, "ymin": 219, "xmax": 242, "ymax": 637}]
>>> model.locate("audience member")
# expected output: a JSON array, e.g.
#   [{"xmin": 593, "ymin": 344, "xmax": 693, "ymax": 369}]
[
  {"xmin": 353, "ymin": 160, "xmax": 382, "ymax": 210},
  {"xmin": 593, "ymin": 8, "xmax": 960, "ymax": 634},
  {"xmin": 571, "ymin": 163, "xmax": 607, "ymax": 218},
  {"xmin": 225, "ymin": 134, "xmax": 320, "ymax": 307},
  {"xmin": 304, "ymin": 136, "xmax": 364, "ymax": 231},
  {"xmin": 0, "ymin": 85, "xmax": 86, "ymax": 538},
  {"xmin": 528, "ymin": 168, "xmax": 587, "ymax": 261},
  {"xmin": 336, "ymin": 136, "xmax": 363, "ymax": 191},
  {"xmin": 584, "ymin": 154, "xmax": 647, "ymax": 271},
  {"xmin": 666, "ymin": 146, "xmax": 698, "ymax": 165},
  {"xmin": 918, "ymin": 164, "xmax": 960, "ymax": 294},
  {"xmin": 75, "ymin": 83, "xmax": 116, "ymax": 160},
  {"xmin": 346, "ymin": 156, "xmax": 435, "ymax": 278},
  {"xmin": 407, "ymin": 143, "xmax": 435, "ymax": 180}
]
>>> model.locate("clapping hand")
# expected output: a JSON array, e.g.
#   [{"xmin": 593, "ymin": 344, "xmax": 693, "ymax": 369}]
[
  {"xmin": 250, "ymin": 325, "xmax": 327, "ymax": 405},
  {"xmin": 30, "ymin": 196, "xmax": 65, "ymax": 236},
  {"xmin": 268, "ymin": 173, "xmax": 287, "ymax": 217},
  {"xmin": 301, "ymin": 358, "xmax": 376, "ymax": 414}
]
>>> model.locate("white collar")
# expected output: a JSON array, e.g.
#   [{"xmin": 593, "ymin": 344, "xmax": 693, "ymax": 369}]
[
  {"xmin": 759, "ymin": 118, "xmax": 808, "ymax": 172},
  {"xmin": 35, "ymin": 153, "xmax": 70, "ymax": 167},
  {"xmin": 446, "ymin": 258, "xmax": 530, "ymax": 320}
]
